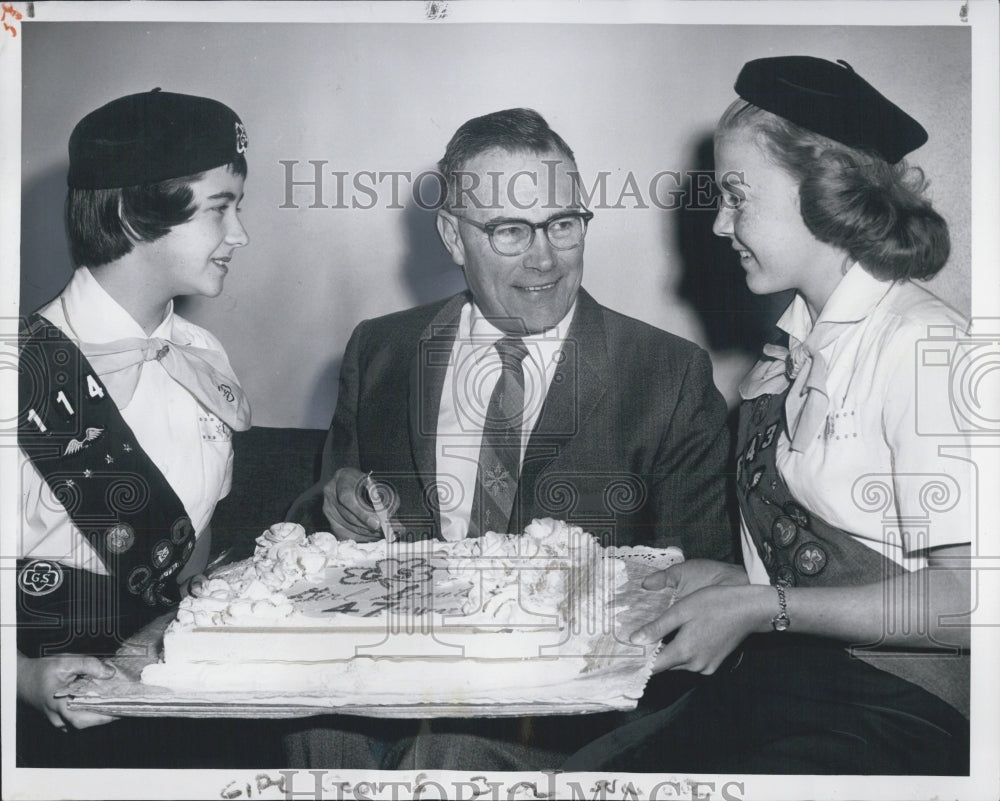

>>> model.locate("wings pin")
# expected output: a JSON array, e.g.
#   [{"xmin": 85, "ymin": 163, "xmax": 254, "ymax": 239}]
[{"xmin": 64, "ymin": 427, "xmax": 105, "ymax": 456}]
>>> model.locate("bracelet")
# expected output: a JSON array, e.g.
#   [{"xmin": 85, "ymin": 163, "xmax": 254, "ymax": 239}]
[{"xmin": 771, "ymin": 583, "xmax": 790, "ymax": 632}]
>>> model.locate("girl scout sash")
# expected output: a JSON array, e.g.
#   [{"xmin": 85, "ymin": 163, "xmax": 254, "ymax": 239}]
[
  {"xmin": 17, "ymin": 314, "xmax": 197, "ymax": 658},
  {"xmin": 737, "ymin": 382, "xmax": 969, "ymax": 716}
]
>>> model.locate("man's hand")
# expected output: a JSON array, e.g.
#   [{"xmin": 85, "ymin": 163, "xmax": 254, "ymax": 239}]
[
  {"xmin": 17, "ymin": 652, "xmax": 118, "ymax": 730},
  {"xmin": 323, "ymin": 467, "xmax": 390, "ymax": 541}
]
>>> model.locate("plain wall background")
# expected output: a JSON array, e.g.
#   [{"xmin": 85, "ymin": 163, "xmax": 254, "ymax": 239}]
[{"xmin": 20, "ymin": 22, "xmax": 971, "ymax": 429}]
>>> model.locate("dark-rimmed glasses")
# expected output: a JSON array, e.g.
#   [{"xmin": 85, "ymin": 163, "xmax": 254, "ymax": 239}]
[{"xmin": 449, "ymin": 210, "xmax": 594, "ymax": 256}]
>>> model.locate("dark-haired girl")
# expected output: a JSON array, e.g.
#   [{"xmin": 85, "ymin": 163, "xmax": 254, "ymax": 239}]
[
  {"xmin": 17, "ymin": 91, "xmax": 251, "ymax": 765},
  {"xmin": 564, "ymin": 57, "xmax": 971, "ymax": 775}
]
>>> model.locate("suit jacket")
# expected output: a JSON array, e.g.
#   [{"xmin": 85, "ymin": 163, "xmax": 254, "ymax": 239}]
[{"xmin": 291, "ymin": 288, "xmax": 734, "ymax": 559}]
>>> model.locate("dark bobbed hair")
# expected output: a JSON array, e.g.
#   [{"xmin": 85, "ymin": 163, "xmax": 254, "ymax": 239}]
[
  {"xmin": 65, "ymin": 155, "xmax": 247, "ymax": 268},
  {"xmin": 716, "ymin": 100, "xmax": 949, "ymax": 281},
  {"xmin": 437, "ymin": 108, "xmax": 576, "ymax": 209}
]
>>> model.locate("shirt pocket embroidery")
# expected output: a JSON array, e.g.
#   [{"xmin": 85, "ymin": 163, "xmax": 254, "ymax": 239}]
[
  {"xmin": 825, "ymin": 407, "xmax": 858, "ymax": 441},
  {"xmin": 199, "ymin": 413, "xmax": 232, "ymax": 442}
]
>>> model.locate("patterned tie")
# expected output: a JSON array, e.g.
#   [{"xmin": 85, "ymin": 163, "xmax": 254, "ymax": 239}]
[{"xmin": 467, "ymin": 337, "xmax": 530, "ymax": 537}]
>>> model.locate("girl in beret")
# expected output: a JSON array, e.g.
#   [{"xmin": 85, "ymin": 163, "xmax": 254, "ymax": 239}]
[
  {"xmin": 565, "ymin": 56, "xmax": 971, "ymax": 774},
  {"xmin": 16, "ymin": 90, "xmax": 253, "ymax": 765}
]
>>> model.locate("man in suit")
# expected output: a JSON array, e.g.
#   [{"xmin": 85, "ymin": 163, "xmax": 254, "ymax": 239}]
[
  {"xmin": 285, "ymin": 108, "xmax": 733, "ymax": 769},
  {"xmin": 292, "ymin": 108, "xmax": 732, "ymax": 559}
]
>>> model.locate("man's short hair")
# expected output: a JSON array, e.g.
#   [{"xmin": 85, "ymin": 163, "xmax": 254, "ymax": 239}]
[{"xmin": 437, "ymin": 108, "xmax": 576, "ymax": 209}]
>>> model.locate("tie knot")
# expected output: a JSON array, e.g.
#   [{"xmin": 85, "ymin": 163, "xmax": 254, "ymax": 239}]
[
  {"xmin": 495, "ymin": 337, "xmax": 529, "ymax": 369},
  {"xmin": 142, "ymin": 339, "xmax": 171, "ymax": 362}
]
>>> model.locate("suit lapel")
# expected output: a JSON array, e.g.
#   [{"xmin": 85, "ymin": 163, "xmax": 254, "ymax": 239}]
[
  {"xmin": 518, "ymin": 289, "xmax": 610, "ymax": 521},
  {"xmin": 408, "ymin": 292, "xmax": 468, "ymax": 530}
]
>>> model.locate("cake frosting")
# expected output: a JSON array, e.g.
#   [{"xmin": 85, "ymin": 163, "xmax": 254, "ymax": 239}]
[{"xmin": 140, "ymin": 519, "xmax": 681, "ymax": 708}]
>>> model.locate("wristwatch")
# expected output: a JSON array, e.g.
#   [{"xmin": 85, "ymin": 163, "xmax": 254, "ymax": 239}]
[{"xmin": 771, "ymin": 583, "xmax": 790, "ymax": 632}]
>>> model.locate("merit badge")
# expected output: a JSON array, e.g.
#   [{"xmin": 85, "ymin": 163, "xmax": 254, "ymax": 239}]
[
  {"xmin": 759, "ymin": 540, "xmax": 774, "ymax": 569},
  {"xmin": 794, "ymin": 543, "xmax": 828, "ymax": 576},
  {"xmin": 772, "ymin": 516, "xmax": 798, "ymax": 548},
  {"xmin": 18, "ymin": 560, "xmax": 64, "ymax": 596},
  {"xmin": 783, "ymin": 501, "xmax": 811, "ymax": 529},
  {"xmin": 775, "ymin": 566, "xmax": 796, "ymax": 587},
  {"xmin": 142, "ymin": 580, "xmax": 173, "ymax": 608},
  {"xmin": 127, "ymin": 565, "xmax": 152, "ymax": 594},
  {"xmin": 171, "ymin": 516, "xmax": 194, "ymax": 544},
  {"xmin": 106, "ymin": 523, "xmax": 135, "ymax": 554},
  {"xmin": 151, "ymin": 540, "xmax": 174, "ymax": 570}
]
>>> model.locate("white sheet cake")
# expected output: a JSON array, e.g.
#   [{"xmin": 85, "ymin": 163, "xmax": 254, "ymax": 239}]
[{"xmin": 141, "ymin": 518, "xmax": 682, "ymax": 708}]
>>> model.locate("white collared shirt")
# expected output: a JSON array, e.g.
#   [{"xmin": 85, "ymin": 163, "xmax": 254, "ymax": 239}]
[
  {"xmin": 436, "ymin": 301, "xmax": 576, "ymax": 540},
  {"xmin": 19, "ymin": 268, "xmax": 235, "ymax": 573},
  {"xmin": 741, "ymin": 264, "xmax": 974, "ymax": 583}
]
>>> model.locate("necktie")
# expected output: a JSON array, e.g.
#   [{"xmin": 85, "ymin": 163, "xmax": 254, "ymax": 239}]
[
  {"xmin": 79, "ymin": 336, "xmax": 252, "ymax": 431},
  {"xmin": 467, "ymin": 337, "xmax": 530, "ymax": 537}
]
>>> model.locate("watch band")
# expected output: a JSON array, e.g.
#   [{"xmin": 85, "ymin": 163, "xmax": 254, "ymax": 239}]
[{"xmin": 771, "ymin": 583, "xmax": 790, "ymax": 632}]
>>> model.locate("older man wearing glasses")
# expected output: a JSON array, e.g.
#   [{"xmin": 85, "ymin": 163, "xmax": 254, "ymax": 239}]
[{"xmin": 286, "ymin": 108, "xmax": 733, "ymax": 769}]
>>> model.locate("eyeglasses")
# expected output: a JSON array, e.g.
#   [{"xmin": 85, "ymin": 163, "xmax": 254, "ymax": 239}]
[{"xmin": 449, "ymin": 209, "xmax": 594, "ymax": 256}]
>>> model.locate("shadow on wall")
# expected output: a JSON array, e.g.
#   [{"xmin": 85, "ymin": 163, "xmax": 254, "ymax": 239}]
[
  {"xmin": 674, "ymin": 133, "xmax": 791, "ymax": 355},
  {"xmin": 400, "ymin": 176, "xmax": 468, "ymax": 308},
  {"xmin": 21, "ymin": 163, "xmax": 75, "ymax": 316}
]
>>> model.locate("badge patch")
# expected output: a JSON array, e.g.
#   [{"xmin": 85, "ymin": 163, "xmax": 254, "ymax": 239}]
[
  {"xmin": 143, "ymin": 580, "xmax": 173, "ymax": 607},
  {"xmin": 772, "ymin": 516, "xmax": 798, "ymax": 548},
  {"xmin": 776, "ymin": 566, "xmax": 796, "ymax": 587},
  {"xmin": 235, "ymin": 122, "xmax": 248, "ymax": 154},
  {"xmin": 160, "ymin": 559, "xmax": 182, "ymax": 579},
  {"xmin": 19, "ymin": 560, "xmax": 64, "ymax": 596},
  {"xmin": 63, "ymin": 426, "xmax": 104, "ymax": 456},
  {"xmin": 794, "ymin": 543, "xmax": 828, "ymax": 576},
  {"xmin": 783, "ymin": 501, "xmax": 811, "ymax": 529},
  {"xmin": 759, "ymin": 540, "xmax": 774, "ymax": 568},
  {"xmin": 127, "ymin": 565, "xmax": 152, "ymax": 594},
  {"xmin": 106, "ymin": 523, "xmax": 135, "ymax": 554},
  {"xmin": 151, "ymin": 539, "xmax": 173, "ymax": 569},
  {"xmin": 171, "ymin": 516, "xmax": 194, "ymax": 544}
]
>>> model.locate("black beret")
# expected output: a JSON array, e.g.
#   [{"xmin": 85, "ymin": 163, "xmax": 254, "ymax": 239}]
[
  {"xmin": 67, "ymin": 89, "xmax": 247, "ymax": 189},
  {"xmin": 734, "ymin": 56, "xmax": 927, "ymax": 163}
]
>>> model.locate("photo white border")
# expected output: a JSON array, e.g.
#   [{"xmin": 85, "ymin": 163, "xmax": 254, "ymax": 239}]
[{"xmin": 1, "ymin": 2, "xmax": 997, "ymax": 800}]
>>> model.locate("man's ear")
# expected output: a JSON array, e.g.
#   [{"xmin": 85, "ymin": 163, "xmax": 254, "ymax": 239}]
[{"xmin": 436, "ymin": 209, "xmax": 465, "ymax": 267}]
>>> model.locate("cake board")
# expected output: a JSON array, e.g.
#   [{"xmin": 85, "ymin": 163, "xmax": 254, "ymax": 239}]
[{"xmin": 65, "ymin": 547, "xmax": 680, "ymax": 718}]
